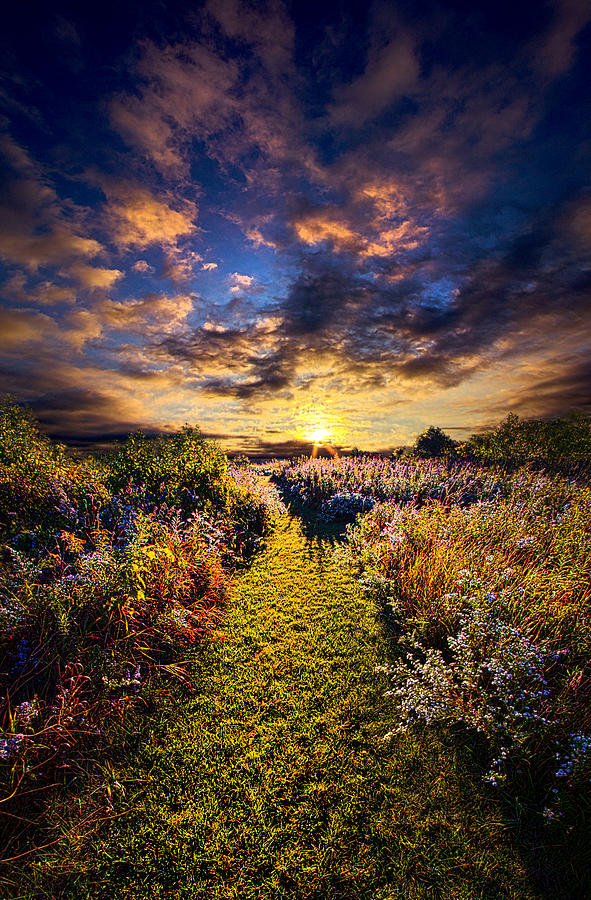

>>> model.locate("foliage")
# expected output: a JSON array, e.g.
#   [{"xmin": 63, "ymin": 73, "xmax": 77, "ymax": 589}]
[
  {"xmin": 413, "ymin": 425, "xmax": 457, "ymax": 458},
  {"xmin": 101, "ymin": 426, "xmax": 230, "ymax": 515},
  {"xmin": 461, "ymin": 412, "xmax": 591, "ymax": 465},
  {"xmin": 0, "ymin": 398, "xmax": 107, "ymax": 542},
  {"xmin": 0, "ymin": 399, "xmax": 281, "ymax": 860},
  {"xmin": 278, "ymin": 455, "xmax": 505, "ymax": 519},
  {"xmin": 345, "ymin": 464, "xmax": 591, "ymax": 825},
  {"xmin": 11, "ymin": 519, "xmax": 555, "ymax": 900},
  {"xmin": 0, "ymin": 514, "xmax": 231, "ymax": 799}
]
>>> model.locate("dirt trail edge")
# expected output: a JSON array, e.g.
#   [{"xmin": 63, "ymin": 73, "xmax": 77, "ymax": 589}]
[{"xmin": 41, "ymin": 514, "xmax": 538, "ymax": 900}]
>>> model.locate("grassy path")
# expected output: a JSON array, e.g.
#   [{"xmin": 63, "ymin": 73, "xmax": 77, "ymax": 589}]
[{"xmin": 35, "ymin": 515, "xmax": 541, "ymax": 899}]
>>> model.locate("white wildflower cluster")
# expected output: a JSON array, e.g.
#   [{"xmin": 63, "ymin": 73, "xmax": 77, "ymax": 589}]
[
  {"xmin": 53, "ymin": 573, "xmax": 80, "ymax": 595},
  {"xmin": 228, "ymin": 466, "xmax": 287, "ymax": 515},
  {"xmin": 187, "ymin": 512, "xmax": 228, "ymax": 552},
  {"xmin": 14, "ymin": 699, "xmax": 39, "ymax": 725},
  {"xmin": 381, "ymin": 521, "xmax": 406, "ymax": 547},
  {"xmin": 514, "ymin": 535, "xmax": 537, "ymax": 549},
  {"xmin": 0, "ymin": 592, "xmax": 26, "ymax": 628},
  {"xmin": 321, "ymin": 492, "xmax": 374, "ymax": 518},
  {"xmin": 377, "ymin": 599, "xmax": 552, "ymax": 754},
  {"xmin": 55, "ymin": 485, "xmax": 79, "ymax": 523},
  {"xmin": 456, "ymin": 569, "xmax": 483, "ymax": 590}
]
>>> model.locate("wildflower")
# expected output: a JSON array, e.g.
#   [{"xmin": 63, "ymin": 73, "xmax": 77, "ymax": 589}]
[
  {"xmin": 13, "ymin": 638, "xmax": 30, "ymax": 670},
  {"xmin": 0, "ymin": 734, "xmax": 24, "ymax": 759},
  {"xmin": 14, "ymin": 700, "xmax": 38, "ymax": 725},
  {"xmin": 515, "ymin": 536, "xmax": 537, "ymax": 548}
]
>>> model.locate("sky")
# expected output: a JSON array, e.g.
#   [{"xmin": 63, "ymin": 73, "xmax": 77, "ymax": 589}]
[{"xmin": 0, "ymin": 0, "xmax": 590, "ymax": 454}]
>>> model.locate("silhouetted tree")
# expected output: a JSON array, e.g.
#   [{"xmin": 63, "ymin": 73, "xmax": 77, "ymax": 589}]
[{"xmin": 414, "ymin": 425, "xmax": 457, "ymax": 458}]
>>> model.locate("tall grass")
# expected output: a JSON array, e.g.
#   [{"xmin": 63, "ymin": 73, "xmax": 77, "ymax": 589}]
[{"xmin": 344, "ymin": 473, "xmax": 591, "ymax": 821}]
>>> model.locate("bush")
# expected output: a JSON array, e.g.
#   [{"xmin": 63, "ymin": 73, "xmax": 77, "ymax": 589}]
[
  {"xmin": 102, "ymin": 426, "xmax": 230, "ymax": 516},
  {"xmin": 0, "ymin": 397, "xmax": 106, "ymax": 542},
  {"xmin": 0, "ymin": 513, "xmax": 231, "ymax": 807},
  {"xmin": 461, "ymin": 412, "xmax": 591, "ymax": 466},
  {"xmin": 413, "ymin": 425, "xmax": 457, "ymax": 458},
  {"xmin": 377, "ymin": 596, "xmax": 591, "ymax": 810},
  {"xmin": 0, "ymin": 402, "xmax": 279, "ymax": 837},
  {"xmin": 345, "ymin": 462, "xmax": 591, "ymax": 818}
]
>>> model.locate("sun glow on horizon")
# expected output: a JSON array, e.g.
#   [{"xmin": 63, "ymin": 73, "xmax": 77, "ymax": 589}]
[{"xmin": 309, "ymin": 427, "xmax": 331, "ymax": 444}]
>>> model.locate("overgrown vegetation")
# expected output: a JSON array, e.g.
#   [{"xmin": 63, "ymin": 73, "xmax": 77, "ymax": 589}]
[
  {"xmin": 348, "ymin": 481, "xmax": 591, "ymax": 806},
  {"xmin": 277, "ymin": 455, "xmax": 505, "ymax": 519},
  {"xmin": 409, "ymin": 413, "xmax": 591, "ymax": 467},
  {"xmin": 8, "ymin": 520, "xmax": 551, "ymax": 899},
  {"xmin": 2, "ymin": 404, "xmax": 590, "ymax": 896},
  {"xmin": 460, "ymin": 412, "xmax": 591, "ymax": 465},
  {"xmin": 278, "ymin": 421, "xmax": 591, "ymax": 846},
  {"xmin": 0, "ymin": 398, "xmax": 278, "ymax": 866}
]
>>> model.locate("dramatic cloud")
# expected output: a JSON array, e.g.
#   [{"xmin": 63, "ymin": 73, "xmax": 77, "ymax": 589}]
[
  {"xmin": 0, "ymin": 0, "xmax": 589, "ymax": 449},
  {"xmin": 93, "ymin": 176, "xmax": 198, "ymax": 249}
]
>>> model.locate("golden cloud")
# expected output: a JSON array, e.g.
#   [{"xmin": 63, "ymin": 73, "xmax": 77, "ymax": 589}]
[
  {"xmin": 96, "ymin": 178, "xmax": 197, "ymax": 249},
  {"xmin": 293, "ymin": 207, "xmax": 427, "ymax": 258},
  {"xmin": 363, "ymin": 221, "xmax": 428, "ymax": 257},
  {"xmin": 99, "ymin": 292, "xmax": 195, "ymax": 333},
  {"xmin": 0, "ymin": 136, "xmax": 104, "ymax": 273},
  {"xmin": 69, "ymin": 263, "xmax": 124, "ymax": 289},
  {"xmin": 132, "ymin": 260, "xmax": 152, "ymax": 273},
  {"xmin": 0, "ymin": 308, "xmax": 58, "ymax": 346},
  {"xmin": 229, "ymin": 272, "xmax": 255, "ymax": 293},
  {"xmin": 63, "ymin": 309, "xmax": 104, "ymax": 350},
  {"xmin": 294, "ymin": 212, "xmax": 359, "ymax": 251}
]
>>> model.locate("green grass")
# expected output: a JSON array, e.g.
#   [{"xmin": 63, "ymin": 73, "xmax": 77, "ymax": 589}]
[{"xmin": 9, "ymin": 513, "xmax": 554, "ymax": 900}]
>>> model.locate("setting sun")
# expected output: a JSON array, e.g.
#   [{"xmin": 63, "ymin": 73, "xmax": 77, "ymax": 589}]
[{"xmin": 309, "ymin": 427, "xmax": 331, "ymax": 444}]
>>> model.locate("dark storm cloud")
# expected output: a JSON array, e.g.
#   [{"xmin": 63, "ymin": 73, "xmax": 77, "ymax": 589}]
[
  {"xmin": 200, "ymin": 366, "xmax": 292, "ymax": 400},
  {"xmin": 241, "ymin": 437, "xmax": 320, "ymax": 457},
  {"xmin": 0, "ymin": 0, "xmax": 590, "ymax": 444},
  {"xmin": 28, "ymin": 389, "xmax": 150, "ymax": 440},
  {"xmin": 498, "ymin": 358, "xmax": 591, "ymax": 418},
  {"xmin": 156, "ymin": 187, "xmax": 591, "ymax": 401},
  {"xmin": 282, "ymin": 265, "xmax": 366, "ymax": 336}
]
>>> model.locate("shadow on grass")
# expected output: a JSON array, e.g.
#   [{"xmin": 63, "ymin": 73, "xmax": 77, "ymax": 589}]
[{"xmin": 272, "ymin": 477, "xmax": 353, "ymax": 543}]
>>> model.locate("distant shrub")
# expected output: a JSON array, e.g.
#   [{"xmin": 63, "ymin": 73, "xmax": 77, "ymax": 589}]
[
  {"xmin": 413, "ymin": 425, "xmax": 457, "ymax": 458},
  {"xmin": 460, "ymin": 412, "xmax": 591, "ymax": 465}
]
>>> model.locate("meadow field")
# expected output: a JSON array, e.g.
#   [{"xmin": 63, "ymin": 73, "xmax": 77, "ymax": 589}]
[{"xmin": 1, "ymin": 401, "xmax": 590, "ymax": 898}]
